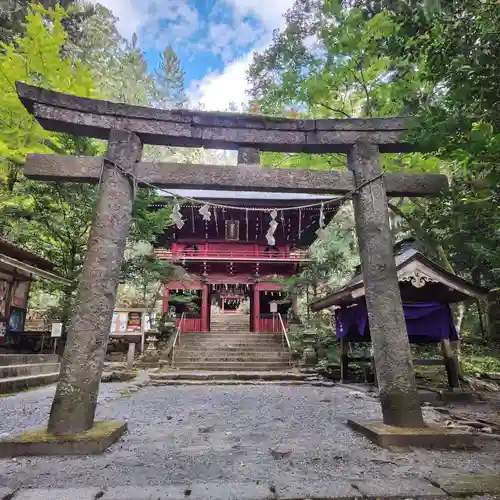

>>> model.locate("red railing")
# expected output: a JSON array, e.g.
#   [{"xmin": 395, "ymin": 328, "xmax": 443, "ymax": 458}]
[
  {"xmin": 257, "ymin": 317, "xmax": 288, "ymax": 333},
  {"xmin": 156, "ymin": 248, "xmax": 308, "ymax": 262},
  {"xmin": 175, "ymin": 317, "xmax": 201, "ymax": 333}
]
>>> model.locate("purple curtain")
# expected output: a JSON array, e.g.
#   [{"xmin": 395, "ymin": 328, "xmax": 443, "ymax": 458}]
[{"xmin": 335, "ymin": 301, "xmax": 458, "ymax": 341}]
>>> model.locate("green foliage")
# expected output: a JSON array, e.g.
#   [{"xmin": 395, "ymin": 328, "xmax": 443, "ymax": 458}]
[
  {"xmin": 0, "ymin": 4, "xmax": 94, "ymax": 171},
  {"xmin": 284, "ymin": 204, "xmax": 358, "ymax": 301},
  {"xmin": 155, "ymin": 45, "xmax": 186, "ymax": 108},
  {"xmin": 0, "ymin": 0, "xmax": 89, "ymax": 44},
  {"xmin": 121, "ymin": 248, "xmax": 177, "ymax": 314},
  {"xmin": 248, "ymin": 0, "xmax": 500, "ymax": 338},
  {"xmin": 460, "ymin": 343, "xmax": 500, "ymax": 377},
  {"xmin": 0, "ymin": 4, "xmax": 174, "ymax": 332}
]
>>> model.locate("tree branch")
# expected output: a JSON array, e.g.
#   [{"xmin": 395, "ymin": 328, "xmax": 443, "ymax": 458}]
[
  {"xmin": 315, "ymin": 102, "xmax": 352, "ymax": 118},
  {"xmin": 388, "ymin": 202, "xmax": 454, "ymax": 273}
]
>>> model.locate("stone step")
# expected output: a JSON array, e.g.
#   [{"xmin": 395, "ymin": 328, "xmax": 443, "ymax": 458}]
[
  {"xmin": 175, "ymin": 343, "xmax": 288, "ymax": 355},
  {"xmin": 0, "ymin": 363, "xmax": 60, "ymax": 379},
  {"xmin": 175, "ymin": 349, "xmax": 289, "ymax": 357},
  {"xmin": 178, "ymin": 343, "xmax": 284, "ymax": 350},
  {"xmin": 150, "ymin": 371, "xmax": 306, "ymax": 381},
  {"xmin": 172, "ymin": 361, "xmax": 290, "ymax": 371},
  {"xmin": 174, "ymin": 355, "xmax": 290, "ymax": 363},
  {"xmin": 0, "ymin": 372, "xmax": 59, "ymax": 394},
  {"xmin": 150, "ymin": 379, "xmax": 308, "ymax": 386},
  {"xmin": 0, "ymin": 354, "xmax": 59, "ymax": 366},
  {"xmin": 210, "ymin": 324, "xmax": 250, "ymax": 328},
  {"xmin": 181, "ymin": 334, "xmax": 282, "ymax": 340},
  {"xmin": 180, "ymin": 337, "xmax": 283, "ymax": 343},
  {"xmin": 210, "ymin": 321, "xmax": 250, "ymax": 324},
  {"xmin": 180, "ymin": 332, "xmax": 282, "ymax": 340}
]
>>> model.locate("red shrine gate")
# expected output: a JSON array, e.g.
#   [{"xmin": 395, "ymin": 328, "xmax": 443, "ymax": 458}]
[{"xmin": 156, "ymin": 192, "xmax": 340, "ymax": 332}]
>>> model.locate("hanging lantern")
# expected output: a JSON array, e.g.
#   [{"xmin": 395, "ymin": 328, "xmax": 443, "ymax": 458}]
[
  {"xmin": 266, "ymin": 209, "xmax": 278, "ymax": 246},
  {"xmin": 171, "ymin": 202, "xmax": 185, "ymax": 230},
  {"xmin": 315, "ymin": 202, "xmax": 327, "ymax": 241},
  {"xmin": 199, "ymin": 203, "xmax": 212, "ymax": 222},
  {"xmin": 245, "ymin": 209, "xmax": 249, "ymax": 241}
]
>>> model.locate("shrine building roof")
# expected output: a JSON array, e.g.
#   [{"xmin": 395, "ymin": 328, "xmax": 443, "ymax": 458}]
[
  {"xmin": 310, "ymin": 247, "xmax": 489, "ymax": 311},
  {"xmin": 0, "ymin": 238, "xmax": 70, "ymax": 285},
  {"xmin": 158, "ymin": 189, "xmax": 337, "ymax": 205}
]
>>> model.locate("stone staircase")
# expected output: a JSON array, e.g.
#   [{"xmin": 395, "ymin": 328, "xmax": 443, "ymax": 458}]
[
  {"xmin": 172, "ymin": 313, "xmax": 291, "ymax": 371},
  {"xmin": 0, "ymin": 354, "xmax": 60, "ymax": 393}
]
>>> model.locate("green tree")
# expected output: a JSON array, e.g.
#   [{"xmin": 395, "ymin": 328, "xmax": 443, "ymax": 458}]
[
  {"xmin": 0, "ymin": 5, "xmax": 173, "ymax": 343},
  {"xmin": 0, "ymin": 0, "xmax": 93, "ymax": 44},
  {"xmin": 247, "ymin": 0, "xmax": 500, "ymax": 339},
  {"xmin": 155, "ymin": 45, "xmax": 186, "ymax": 108}
]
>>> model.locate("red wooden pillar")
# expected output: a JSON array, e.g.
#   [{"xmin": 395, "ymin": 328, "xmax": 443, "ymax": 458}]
[
  {"xmin": 163, "ymin": 287, "xmax": 170, "ymax": 313},
  {"xmin": 253, "ymin": 286, "xmax": 260, "ymax": 332},
  {"xmin": 201, "ymin": 284, "xmax": 209, "ymax": 332}
]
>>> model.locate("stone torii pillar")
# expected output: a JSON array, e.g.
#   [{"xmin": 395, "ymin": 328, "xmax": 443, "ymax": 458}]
[
  {"xmin": 349, "ymin": 141, "xmax": 423, "ymax": 427},
  {"xmin": 48, "ymin": 129, "xmax": 143, "ymax": 435}
]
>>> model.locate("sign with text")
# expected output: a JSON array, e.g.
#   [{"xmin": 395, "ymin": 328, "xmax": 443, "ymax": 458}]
[{"xmin": 51, "ymin": 322, "xmax": 63, "ymax": 338}]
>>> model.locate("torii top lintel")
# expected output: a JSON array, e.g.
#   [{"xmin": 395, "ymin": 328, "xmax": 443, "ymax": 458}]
[{"xmin": 16, "ymin": 82, "xmax": 417, "ymax": 154}]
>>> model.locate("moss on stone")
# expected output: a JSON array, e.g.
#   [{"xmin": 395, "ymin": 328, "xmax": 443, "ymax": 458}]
[
  {"xmin": 367, "ymin": 422, "xmax": 463, "ymax": 436},
  {"xmin": 11, "ymin": 421, "xmax": 124, "ymax": 443},
  {"xmin": 370, "ymin": 421, "xmax": 465, "ymax": 435}
]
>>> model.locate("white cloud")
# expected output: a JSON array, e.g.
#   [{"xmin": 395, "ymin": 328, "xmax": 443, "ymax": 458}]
[
  {"xmin": 188, "ymin": 52, "xmax": 254, "ymax": 111},
  {"xmin": 87, "ymin": 0, "xmax": 200, "ymax": 41},
  {"xmin": 206, "ymin": 20, "xmax": 264, "ymax": 64},
  {"xmin": 224, "ymin": 0, "xmax": 295, "ymax": 31},
  {"xmin": 189, "ymin": 0, "xmax": 296, "ymax": 112},
  {"xmin": 88, "ymin": 0, "xmax": 296, "ymax": 112}
]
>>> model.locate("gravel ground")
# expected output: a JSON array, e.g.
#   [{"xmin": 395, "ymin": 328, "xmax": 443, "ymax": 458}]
[{"xmin": 0, "ymin": 380, "xmax": 499, "ymax": 490}]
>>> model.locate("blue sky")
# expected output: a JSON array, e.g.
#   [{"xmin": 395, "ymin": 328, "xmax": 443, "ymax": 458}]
[{"xmin": 89, "ymin": 0, "xmax": 295, "ymax": 110}]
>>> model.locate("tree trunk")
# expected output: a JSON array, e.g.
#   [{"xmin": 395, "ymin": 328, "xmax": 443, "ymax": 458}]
[
  {"xmin": 454, "ymin": 302, "xmax": 466, "ymax": 333},
  {"xmin": 349, "ymin": 141, "xmax": 424, "ymax": 428},
  {"xmin": 47, "ymin": 130, "xmax": 143, "ymax": 436},
  {"xmin": 57, "ymin": 286, "xmax": 75, "ymax": 355},
  {"xmin": 387, "ymin": 203, "xmax": 454, "ymax": 273},
  {"xmin": 487, "ymin": 289, "xmax": 500, "ymax": 340}
]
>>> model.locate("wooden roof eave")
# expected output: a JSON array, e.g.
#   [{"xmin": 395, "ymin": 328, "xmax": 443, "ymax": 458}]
[
  {"xmin": 310, "ymin": 251, "xmax": 489, "ymax": 312},
  {"xmin": 0, "ymin": 253, "xmax": 71, "ymax": 286}
]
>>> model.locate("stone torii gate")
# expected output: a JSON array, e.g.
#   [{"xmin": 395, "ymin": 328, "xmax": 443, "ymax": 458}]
[{"xmin": 17, "ymin": 82, "xmax": 448, "ymax": 437}]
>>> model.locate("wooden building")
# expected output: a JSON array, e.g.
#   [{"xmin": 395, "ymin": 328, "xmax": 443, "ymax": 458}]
[
  {"xmin": 0, "ymin": 238, "xmax": 70, "ymax": 348},
  {"xmin": 155, "ymin": 189, "xmax": 341, "ymax": 333},
  {"xmin": 310, "ymin": 245, "xmax": 489, "ymax": 387}
]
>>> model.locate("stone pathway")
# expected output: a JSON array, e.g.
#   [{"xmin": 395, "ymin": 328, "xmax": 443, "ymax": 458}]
[{"xmin": 0, "ymin": 378, "xmax": 499, "ymax": 498}]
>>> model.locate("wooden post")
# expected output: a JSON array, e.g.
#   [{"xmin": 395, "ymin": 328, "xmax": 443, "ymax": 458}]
[
  {"xmin": 440, "ymin": 338, "xmax": 460, "ymax": 389},
  {"xmin": 47, "ymin": 129, "xmax": 143, "ymax": 436},
  {"xmin": 201, "ymin": 284, "xmax": 209, "ymax": 332},
  {"xmin": 348, "ymin": 141, "xmax": 424, "ymax": 428},
  {"xmin": 340, "ymin": 337, "xmax": 349, "ymax": 383},
  {"xmin": 127, "ymin": 342, "xmax": 135, "ymax": 371},
  {"xmin": 253, "ymin": 287, "xmax": 260, "ymax": 333}
]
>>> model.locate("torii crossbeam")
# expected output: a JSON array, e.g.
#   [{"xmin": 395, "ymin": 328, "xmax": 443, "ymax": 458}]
[{"xmin": 17, "ymin": 82, "xmax": 445, "ymax": 436}]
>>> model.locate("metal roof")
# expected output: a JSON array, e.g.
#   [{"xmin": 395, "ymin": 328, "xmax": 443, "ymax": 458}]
[{"xmin": 160, "ymin": 189, "xmax": 337, "ymax": 201}]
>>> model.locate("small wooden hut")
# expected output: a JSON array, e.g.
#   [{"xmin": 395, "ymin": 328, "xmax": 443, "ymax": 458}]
[
  {"xmin": 0, "ymin": 238, "xmax": 70, "ymax": 350},
  {"xmin": 310, "ymin": 245, "xmax": 488, "ymax": 388}
]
